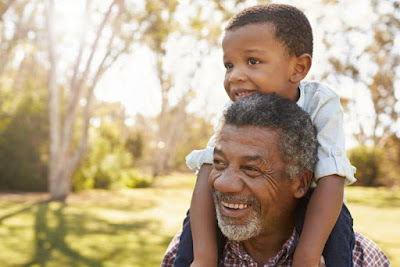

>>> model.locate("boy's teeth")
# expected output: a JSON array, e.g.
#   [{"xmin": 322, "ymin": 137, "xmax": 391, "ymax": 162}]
[{"xmin": 221, "ymin": 201, "xmax": 249, "ymax": 210}]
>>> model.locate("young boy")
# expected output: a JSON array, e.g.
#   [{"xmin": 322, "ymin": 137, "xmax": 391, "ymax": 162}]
[{"xmin": 175, "ymin": 4, "xmax": 356, "ymax": 267}]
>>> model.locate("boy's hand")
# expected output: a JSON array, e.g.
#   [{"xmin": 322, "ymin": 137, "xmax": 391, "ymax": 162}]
[{"xmin": 319, "ymin": 256, "xmax": 326, "ymax": 267}]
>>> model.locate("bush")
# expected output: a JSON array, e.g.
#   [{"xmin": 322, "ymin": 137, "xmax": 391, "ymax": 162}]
[
  {"xmin": 0, "ymin": 95, "xmax": 48, "ymax": 191},
  {"xmin": 348, "ymin": 146, "xmax": 383, "ymax": 186},
  {"xmin": 121, "ymin": 169, "xmax": 153, "ymax": 188},
  {"xmin": 73, "ymin": 122, "xmax": 153, "ymax": 191}
]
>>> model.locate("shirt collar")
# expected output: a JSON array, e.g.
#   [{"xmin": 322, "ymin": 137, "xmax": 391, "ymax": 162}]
[
  {"xmin": 297, "ymin": 82, "xmax": 305, "ymax": 108},
  {"xmin": 225, "ymin": 229, "xmax": 298, "ymax": 266}
]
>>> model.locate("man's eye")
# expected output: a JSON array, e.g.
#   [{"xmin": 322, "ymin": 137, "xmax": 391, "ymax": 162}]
[
  {"xmin": 213, "ymin": 159, "xmax": 226, "ymax": 169},
  {"xmin": 224, "ymin": 62, "xmax": 233, "ymax": 69},
  {"xmin": 248, "ymin": 58, "xmax": 260, "ymax": 65},
  {"xmin": 242, "ymin": 166, "xmax": 261, "ymax": 176}
]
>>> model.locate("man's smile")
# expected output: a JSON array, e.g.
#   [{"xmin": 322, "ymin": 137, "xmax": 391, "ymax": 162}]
[
  {"xmin": 221, "ymin": 201, "xmax": 250, "ymax": 210},
  {"xmin": 219, "ymin": 200, "xmax": 252, "ymax": 219}
]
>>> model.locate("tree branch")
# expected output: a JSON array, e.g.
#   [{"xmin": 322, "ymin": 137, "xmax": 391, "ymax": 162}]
[{"xmin": 60, "ymin": 0, "xmax": 120, "ymax": 162}]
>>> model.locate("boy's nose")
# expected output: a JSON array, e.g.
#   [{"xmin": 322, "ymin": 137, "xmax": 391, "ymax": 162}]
[
  {"xmin": 229, "ymin": 67, "xmax": 247, "ymax": 83},
  {"xmin": 213, "ymin": 167, "xmax": 244, "ymax": 194}
]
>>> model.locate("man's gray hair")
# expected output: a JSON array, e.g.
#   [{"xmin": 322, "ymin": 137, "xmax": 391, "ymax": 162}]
[{"xmin": 222, "ymin": 93, "xmax": 317, "ymax": 179}]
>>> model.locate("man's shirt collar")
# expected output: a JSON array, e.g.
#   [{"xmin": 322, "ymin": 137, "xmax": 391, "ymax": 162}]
[{"xmin": 223, "ymin": 229, "xmax": 298, "ymax": 266}]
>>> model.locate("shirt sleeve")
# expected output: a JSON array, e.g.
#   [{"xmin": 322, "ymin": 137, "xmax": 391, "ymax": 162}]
[
  {"xmin": 185, "ymin": 138, "xmax": 215, "ymax": 170},
  {"xmin": 352, "ymin": 232, "xmax": 391, "ymax": 267},
  {"xmin": 185, "ymin": 101, "xmax": 232, "ymax": 171},
  {"xmin": 311, "ymin": 90, "xmax": 356, "ymax": 185}
]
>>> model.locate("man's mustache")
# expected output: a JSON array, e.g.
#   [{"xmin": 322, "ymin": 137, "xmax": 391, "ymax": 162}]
[{"xmin": 214, "ymin": 190, "xmax": 260, "ymax": 208}]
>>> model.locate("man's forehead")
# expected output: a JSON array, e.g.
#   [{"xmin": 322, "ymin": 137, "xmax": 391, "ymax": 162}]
[{"xmin": 216, "ymin": 124, "xmax": 281, "ymax": 156}]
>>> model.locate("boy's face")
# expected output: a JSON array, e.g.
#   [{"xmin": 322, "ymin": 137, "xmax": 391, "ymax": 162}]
[{"xmin": 222, "ymin": 23, "xmax": 299, "ymax": 102}]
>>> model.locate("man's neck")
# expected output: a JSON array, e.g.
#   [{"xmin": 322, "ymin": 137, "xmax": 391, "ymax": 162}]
[{"xmin": 241, "ymin": 224, "xmax": 294, "ymax": 266}]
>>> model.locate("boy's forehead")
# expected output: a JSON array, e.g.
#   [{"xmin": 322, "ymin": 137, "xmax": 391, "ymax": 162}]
[
  {"xmin": 223, "ymin": 22, "xmax": 277, "ymax": 40},
  {"xmin": 222, "ymin": 23, "xmax": 289, "ymax": 58}
]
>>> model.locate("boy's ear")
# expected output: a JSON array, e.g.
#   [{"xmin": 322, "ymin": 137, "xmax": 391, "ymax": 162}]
[
  {"xmin": 289, "ymin": 53, "xmax": 312, "ymax": 83},
  {"xmin": 292, "ymin": 170, "xmax": 313, "ymax": 199}
]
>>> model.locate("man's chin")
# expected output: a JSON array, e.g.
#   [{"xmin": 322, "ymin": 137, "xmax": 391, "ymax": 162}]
[{"xmin": 216, "ymin": 209, "xmax": 262, "ymax": 241}]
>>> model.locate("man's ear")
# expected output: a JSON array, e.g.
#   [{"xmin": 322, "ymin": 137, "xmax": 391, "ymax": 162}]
[
  {"xmin": 289, "ymin": 53, "xmax": 312, "ymax": 83},
  {"xmin": 292, "ymin": 170, "xmax": 313, "ymax": 199}
]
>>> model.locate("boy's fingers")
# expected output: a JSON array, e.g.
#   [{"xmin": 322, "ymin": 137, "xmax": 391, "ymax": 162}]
[{"xmin": 318, "ymin": 256, "xmax": 326, "ymax": 267}]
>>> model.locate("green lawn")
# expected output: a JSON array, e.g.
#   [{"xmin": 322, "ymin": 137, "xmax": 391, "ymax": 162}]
[{"xmin": 0, "ymin": 173, "xmax": 398, "ymax": 266}]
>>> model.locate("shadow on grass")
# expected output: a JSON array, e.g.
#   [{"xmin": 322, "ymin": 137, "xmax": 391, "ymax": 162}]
[
  {"xmin": 23, "ymin": 203, "xmax": 104, "ymax": 267},
  {"xmin": 0, "ymin": 201, "xmax": 45, "ymax": 224},
  {"xmin": 0, "ymin": 201, "xmax": 171, "ymax": 267}
]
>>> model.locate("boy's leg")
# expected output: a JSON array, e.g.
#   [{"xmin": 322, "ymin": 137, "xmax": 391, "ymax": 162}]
[
  {"xmin": 322, "ymin": 204, "xmax": 355, "ymax": 267},
  {"xmin": 294, "ymin": 190, "xmax": 355, "ymax": 267},
  {"xmin": 174, "ymin": 210, "xmax": 194, "ymax": 267},
  {"xmin": 174, "ymin": 210, "xmax": 227, "ymax": 267}
]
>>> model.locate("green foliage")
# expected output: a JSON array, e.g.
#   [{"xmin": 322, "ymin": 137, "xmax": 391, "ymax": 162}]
[
  {"xmin": 173, "ymin": 115, "xmax": 214, "ymax": 171},
  {"xmin": 378, "ymin": 136, "xmax": 400, "ymax": 187},
  {"xmin": 122, "ymin": 169, "xmax": 153, "ymax": 188},
  {"xmin": 125, "ymin": 131, "xmax": 144, "ymax": 161},
  {"xmin": 348, "ymin": 146, "xmax": 383, "ymax": 186},
  {"xmin": 73, "ymin": 121, "xmax": 152, "ymax": 191},
  {"xmin": 0, "ymin": 86, "xmax": 48, "ymax": 191}
]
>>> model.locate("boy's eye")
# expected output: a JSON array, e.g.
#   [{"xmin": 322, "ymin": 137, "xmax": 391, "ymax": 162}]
[
  {"xmin": 248, "ymin": 58, "xmax": 260, "ymax": 65},
  {"xmin": 224, "ymin": 62, "xmax": 233, "ymax": 69}
]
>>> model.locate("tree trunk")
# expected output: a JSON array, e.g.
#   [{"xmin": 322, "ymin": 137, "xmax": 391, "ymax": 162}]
[
  {"xmin": 46, "ymin": 0, "xmax": 66, "ymax": 201},
  {"xmin": 46, "ymin": 0, "xmax": 122, "ymax": 201}
]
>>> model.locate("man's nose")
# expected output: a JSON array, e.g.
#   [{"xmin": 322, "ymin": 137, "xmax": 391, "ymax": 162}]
[
  {"xmin": 213, "ymin": 167, "xmax": 244, "ymax": 194},
  {"xmin": 228, "ymin": 66, "xmax": 247, "ymax": 83}
]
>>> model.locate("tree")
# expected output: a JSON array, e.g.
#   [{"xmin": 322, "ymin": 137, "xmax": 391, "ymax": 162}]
[
  {"xmin": 320, "ymin": 0, "xmax": 400, "ymax": 148},
  {"xmin": 45, "ymin": 0, "xmax": 137, "ymax": 200},
  {"xmin": 0, "ymin": 0, "xmax": 39, "ymax": 77}
]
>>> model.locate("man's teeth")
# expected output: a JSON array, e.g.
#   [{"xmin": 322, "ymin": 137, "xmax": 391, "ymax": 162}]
[
  {"xmin": 236, "ymin": 92, "xmax": 252, "ymax": 98},
  {"xmin": 221, "ymin": 201, "xmax": 249, "ymax": 210}
]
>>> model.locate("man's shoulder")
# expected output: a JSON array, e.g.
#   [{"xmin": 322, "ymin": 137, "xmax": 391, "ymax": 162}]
[
  {"xmin": 353, "ymin": 232, "xmax": 391, "ymax": 267},
  {"xmin": 161, "ymin": 231, "xmax": 181, "ymax": 267}
]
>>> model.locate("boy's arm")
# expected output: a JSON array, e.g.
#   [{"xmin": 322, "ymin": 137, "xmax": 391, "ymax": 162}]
[
  {"xmin": 190, "ymin": 164, "xmax": 218, "ymax": 266},
  {"xmin": 292, "ymin": 174, "xmax": 344, "ymax": 267},
  {"xmin": 292, "ymin": 85, "xmax": 355, "ymax": 266}
]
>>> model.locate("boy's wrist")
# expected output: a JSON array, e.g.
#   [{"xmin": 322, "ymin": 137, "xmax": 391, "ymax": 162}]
[
  {"xmin": 293, "ymin": 246, "xmax": 321, "ymax": 267},
  {"xmin": 191, "ymin": 256, "xmax": 218, "ymax": 267},
  {"xmin": 292, "ymin": 254, "xmax": 320, "ymax": 267}
]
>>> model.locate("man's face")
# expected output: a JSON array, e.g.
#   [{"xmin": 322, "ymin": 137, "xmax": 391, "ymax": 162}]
[
  {"xmin": 210, "ymin": 124, "xmax": 298, "ymax": 241},
  {"xmin": 222, "ymin": 23, "xmax": 299, "ymax": 102}
]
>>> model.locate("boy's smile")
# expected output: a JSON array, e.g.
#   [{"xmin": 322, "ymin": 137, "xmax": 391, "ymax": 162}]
[{"xmin": 222, "ymin": 23, "xmax": 300, "ymax": 102}]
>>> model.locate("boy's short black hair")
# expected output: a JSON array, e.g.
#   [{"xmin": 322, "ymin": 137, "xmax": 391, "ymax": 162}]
[{"xmin": 225, "ymin": 4, "xmax": 313, "ymax": 57}]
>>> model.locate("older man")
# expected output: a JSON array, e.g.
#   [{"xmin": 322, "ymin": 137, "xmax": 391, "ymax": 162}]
[{"xmin": 162, "ymin": 93, "xmax": 390, "ymax": 267}]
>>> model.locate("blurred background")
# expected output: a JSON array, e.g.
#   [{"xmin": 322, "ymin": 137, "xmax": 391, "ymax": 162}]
[{"xmin": 0, "ymin": 0, "xmax": 399, "ymax": 266}]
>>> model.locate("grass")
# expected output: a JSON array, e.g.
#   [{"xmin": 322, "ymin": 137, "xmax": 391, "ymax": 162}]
[
  {"xmin": 0, "ymin": 173, "xmax": 398, "ymax": 266},
  {"xmin": 345, "ymin": 186, "xmax": 400, "ymax": 266}
]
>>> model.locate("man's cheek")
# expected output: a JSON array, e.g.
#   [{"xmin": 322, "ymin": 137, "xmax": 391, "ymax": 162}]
[
  {"xmin": 253, "ymin": 175, "xmax": 281, "ymax": 201},
  {"xmin": 209, "ymin": 168, "xmax": 221, "ymax": 187}
]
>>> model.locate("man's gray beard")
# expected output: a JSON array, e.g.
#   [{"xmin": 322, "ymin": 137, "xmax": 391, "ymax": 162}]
[{"xmin": 213, "ymin": 191, "xmax": 262, "ymax": 241}]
